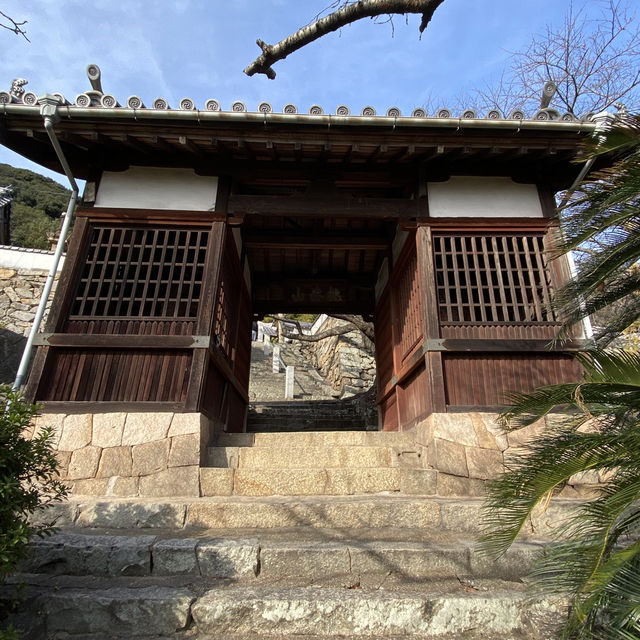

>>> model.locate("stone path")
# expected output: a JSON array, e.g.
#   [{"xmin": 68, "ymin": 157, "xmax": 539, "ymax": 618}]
[{"xmin": 249, "ymin": 340, "xmax": 338, "ymax": 403}]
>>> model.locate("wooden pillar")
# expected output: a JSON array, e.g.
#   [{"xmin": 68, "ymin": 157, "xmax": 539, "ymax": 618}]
[
  {"xmin": 416, "ymin": 226, "xmax": 446, "ymax": 413},
  {"xmin": 184, "ymin": 220, "xmax": 226, "ymax": 412}
]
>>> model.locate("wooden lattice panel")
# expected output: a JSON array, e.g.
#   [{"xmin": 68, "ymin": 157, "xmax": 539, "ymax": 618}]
[
  {"xmin": 433, "ymin": 233, "xmax": 556, "ymax": 325},
  {"xmin": 70, "ymin": 226, "xmax": 209, "ymax": 320}
]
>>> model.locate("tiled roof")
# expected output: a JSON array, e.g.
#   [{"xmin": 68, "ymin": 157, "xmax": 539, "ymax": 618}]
[{"xmin": 0, "ymin": 65, "xmax": 585, "ymax": 123}]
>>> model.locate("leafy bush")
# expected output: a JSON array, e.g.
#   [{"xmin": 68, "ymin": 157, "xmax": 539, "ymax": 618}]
[{"xmin": 0, "ymin": 387, "xmax": 68, "ymax": 581}]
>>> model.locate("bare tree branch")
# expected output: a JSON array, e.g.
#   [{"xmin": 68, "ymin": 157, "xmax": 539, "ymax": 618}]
[
  {"xmin": 244, "ymin": 0, "xmax": 445, "ymax": 79},
  {"xmin": 273, "ymin": 314, "xmax": 374, "ymax": 343},
  {"xmin": 469, "ymin": 0, "xmax": 640, "ymax": 116},
  {"xmin": 0, "ymin": 10, "xmax": 29, "ymax": 42}
]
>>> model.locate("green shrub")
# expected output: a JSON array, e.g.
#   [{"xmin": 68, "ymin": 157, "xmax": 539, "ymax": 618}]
[{"xmin": 0, "ymin": 386, "xmax": 68, "ymax": 581}]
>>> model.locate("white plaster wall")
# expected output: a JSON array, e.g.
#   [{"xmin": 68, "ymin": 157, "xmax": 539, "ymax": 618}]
[
  {"xmin": 95, "ymin": 167, "xmax": 218, "ymax": 211},
  {"xmin": 0, "ymin": 245, "xmax": 64, "ymax": 270},
  {"xmin": 428, "ymin": 176, "xmax": 543, "ymax": 218}
]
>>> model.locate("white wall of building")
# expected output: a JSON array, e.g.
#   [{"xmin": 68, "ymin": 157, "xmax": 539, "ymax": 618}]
[
  {"xmin": 0, "ymin": 245, "xmax": 63, "ymax": 271},
  {"xmin": 427, "ymin": 176, "xmax": 543, "ymax": 218},
  {"xmin": 95, "ymin": 167, "xmax": 218, "ymax": 211}
]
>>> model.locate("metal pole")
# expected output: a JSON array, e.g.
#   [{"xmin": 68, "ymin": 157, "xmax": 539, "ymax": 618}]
[{"xmin": 12, "ymin": 96, "xmax": 79, "ymax": 391}]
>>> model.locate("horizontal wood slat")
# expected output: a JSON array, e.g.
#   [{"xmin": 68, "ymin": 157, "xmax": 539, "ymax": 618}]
[{"xmin": 33, "ymin": 334, "xmax": 211, "ymax": 349}]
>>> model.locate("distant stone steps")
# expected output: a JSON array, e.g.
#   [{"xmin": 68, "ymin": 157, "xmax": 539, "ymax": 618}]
[{"xmin": 248, "ymin": 399, "xmax": 374, "ymax": 432}]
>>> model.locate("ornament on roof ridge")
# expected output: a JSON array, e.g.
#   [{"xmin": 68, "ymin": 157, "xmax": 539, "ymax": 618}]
[
  {"xmin": 387, "ymin": 107, "xmax": 401, "ymax": 117},
  {"xmin": 534, "ymin": 108, "xmax": 560, "ymax": 121},
  {"xmin": 461, "ymin": 109, "xmax": 476, "ymax": 119},
  {"xmin": 487, "ymin": 109, "xmax": 502, "ymax": 119},
  {"xmin": 615, "ymin": 103, "xmax": 629, "ymax": 117},
  {"xmin": 154, "ymin": 97, "xmax": 170, "ymax": 110},
  {"xmin": 336, "ymin": 105, "xmax": 350, "ymax": 116},
  {"xmin": 540, "ymin": 81, "xmax": 557, "ymax": 109},
  {"xmin": 205, "ymin": 99, "xmax": 220, "ymax": 112},
  {"xmin": 258, "ymin": 102, "xmax": 272, "ymax": 113},
  {"xmin": 283, "ymin": 104, "xmax": 297, "ymax": 114},
  {"xmin": 81, "ymin": 64, "xmax": 104, "ymax": 107},
  {"xmin": 232, "ymin": 101, "xmax": 247, "ymax": 112},
  {"xmin": 100, "ymin": 94, "xmax": 119, "ymax": 108},
  {"xmin": 22, "ymin": 91, "xmax": 37, "ymax": 106},
  {"xmin": 127, "ymin": 95, "xmax": 145, "ymax": 109},
  {"xmin": 437, "ymin": 108, "xmax": 451, "ymax": 118},
  {"xmin": 361, "ymin": 106, "xmax": 376, "ymax": 116},
  {"xmin": 309, "ymin": 105, "xmax": 323, "ymax": 115},
  {"xmin": 9, "ymin": 78, "xmax": 27, "ymax": 101},
  {"xmin": 179, "ymin": 98, "xmax": 195, "ymax": 111},
  {"xmin": 412, "ymin": 108, "xmax": 426, "ymax": 118}
]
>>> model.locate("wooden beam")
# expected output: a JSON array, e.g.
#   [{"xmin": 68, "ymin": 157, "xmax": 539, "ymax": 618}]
[
  {"xmin": 428, "ymin": 338, "xmax": 586, "ymax": 352},
  {"xmin": 40, "ymin": 401, "xmax": 186, "ymax": 414},
  {"xmin": 243, "ymin": 232, "xmax": 390, "ymax": 251},
  {"xmin": 75, "ymin": 207, "xmax": 224, "ymax": 225},
  {"xmin": 228, "ymin": 194, "xmax": 420, "ymax": 218},
  {"xmin": 33, "ymin": 334, "xmax": 210, "ymax": 349}
]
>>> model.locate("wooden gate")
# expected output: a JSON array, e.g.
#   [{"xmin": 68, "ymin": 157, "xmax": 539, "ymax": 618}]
[
  {"xmin": 26, "ymin": 209, "xmax": 251, "ymax": 433},
  {"xmin": 375, "ymin": 221, "xmax": 583, "ymax": 430}
]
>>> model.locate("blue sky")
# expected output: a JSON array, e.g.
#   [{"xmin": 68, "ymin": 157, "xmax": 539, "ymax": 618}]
[{"xmin": 0, "ymin": 0, "xmax": 612, "ymax": 185}]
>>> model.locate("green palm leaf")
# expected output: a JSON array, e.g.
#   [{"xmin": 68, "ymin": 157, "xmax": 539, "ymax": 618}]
[{"xmin": 481, "ymin": 348, "xmax": 640, "ymax": 639}]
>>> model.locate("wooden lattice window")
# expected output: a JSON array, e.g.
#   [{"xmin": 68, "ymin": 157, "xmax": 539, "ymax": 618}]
[
  {"xmin": 434, "ymin": 233, "xmax": 556, "ymax": 324},
  {"xmin": 69, "ymin": 226, "xmax": 209, "ymax": 320}
]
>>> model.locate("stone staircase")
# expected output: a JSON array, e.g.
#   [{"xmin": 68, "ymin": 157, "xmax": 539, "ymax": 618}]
[
  {"xmin": 202, "ymin": 430, "xmax": 435, "ymax": 496},
  {"xmin": 248, "ymin": 399, "xmax": 375, "ymax": 432},
  {"xmin": 247, "ymin": 340, "xmax": 376, "ymax": 431},
  {"xmin": 3, "ymin": 429, "xmax": 574, "ymax": 639}
]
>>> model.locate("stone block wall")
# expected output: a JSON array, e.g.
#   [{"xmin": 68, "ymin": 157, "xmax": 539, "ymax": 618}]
[
  {"xmin": 305, "ymin": 316, "xmax": 376, "ymax": 396},
  {"xmin": 0, "ymin": 266, "xmax": 57, "ymax": 383},
  {"xmin": 28, "ymin": 412, "xmax": 212, "ymax": 498},
  {"xmin": 411, "ymin": 413, "xmax": 604, "ymax": 498}
]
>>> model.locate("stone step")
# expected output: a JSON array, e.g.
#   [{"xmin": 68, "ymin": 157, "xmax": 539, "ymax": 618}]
[
  {"xmin": 17, "ymin": 531, "xmax": 542, "ymax": 583},
  {"xmin": 247, "ymin": 418, "xmax": 370, "ymax": 432},
  {"xmin": 247, "ymin": 430, "xmax": 416, "ymax": 448},
  {"xmin": 33, "ymin": 496, "xmax": 578, "ymax": 539},
  {"xmin": 191, "ymin": 585, "xmax": 565, "ymax": 638},
  {"xmin": 3, "ymin": 579, "xmax": 566, "ymax": 639},
  {"xmin": 200, "ymin": 466, "xmax": 436, "ymax": 496},
  {"xmin": 209, "ymin": 444, "xmax": 412, "ymax": 469}
]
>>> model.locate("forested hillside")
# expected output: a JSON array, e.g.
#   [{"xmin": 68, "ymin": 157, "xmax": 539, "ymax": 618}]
[{"xmin": 0, "ymin": 164, "xmax": 70, "ymax": 250}]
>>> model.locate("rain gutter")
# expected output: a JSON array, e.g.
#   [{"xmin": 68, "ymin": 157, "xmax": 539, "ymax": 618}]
[
  {"xmin": 0, "ymin": 103, "xmax": 598, "ymax": 133},
  {"xmin": 12, "ymin": 96, "xmax": 79, "ymax": 392}
]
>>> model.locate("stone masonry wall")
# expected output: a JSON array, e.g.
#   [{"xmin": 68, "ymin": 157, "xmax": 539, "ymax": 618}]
[
  {"xmin": 0, "ymin": 266, "xmax": 57, "ymax": 383},
  {"xmin": 306, "ymin": 316, "xmax": 376, "ymax": 397},
  {"xmin": 27, "ymin": 412, "xmax": 212, "ymax": 498},
  {"xmin": 411, "ymin": 413, "xmax": 604, "ymax": 498}
]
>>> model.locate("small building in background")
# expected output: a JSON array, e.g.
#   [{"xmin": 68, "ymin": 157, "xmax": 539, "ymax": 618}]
[{"xmin": 0, "ymin": 185, "xmax": 12, "ymax": 245}]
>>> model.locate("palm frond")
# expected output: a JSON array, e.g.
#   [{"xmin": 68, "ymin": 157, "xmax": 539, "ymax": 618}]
[{"xmin": 483, "ymin": 345, "xmax": 640, "ymax": 639}]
